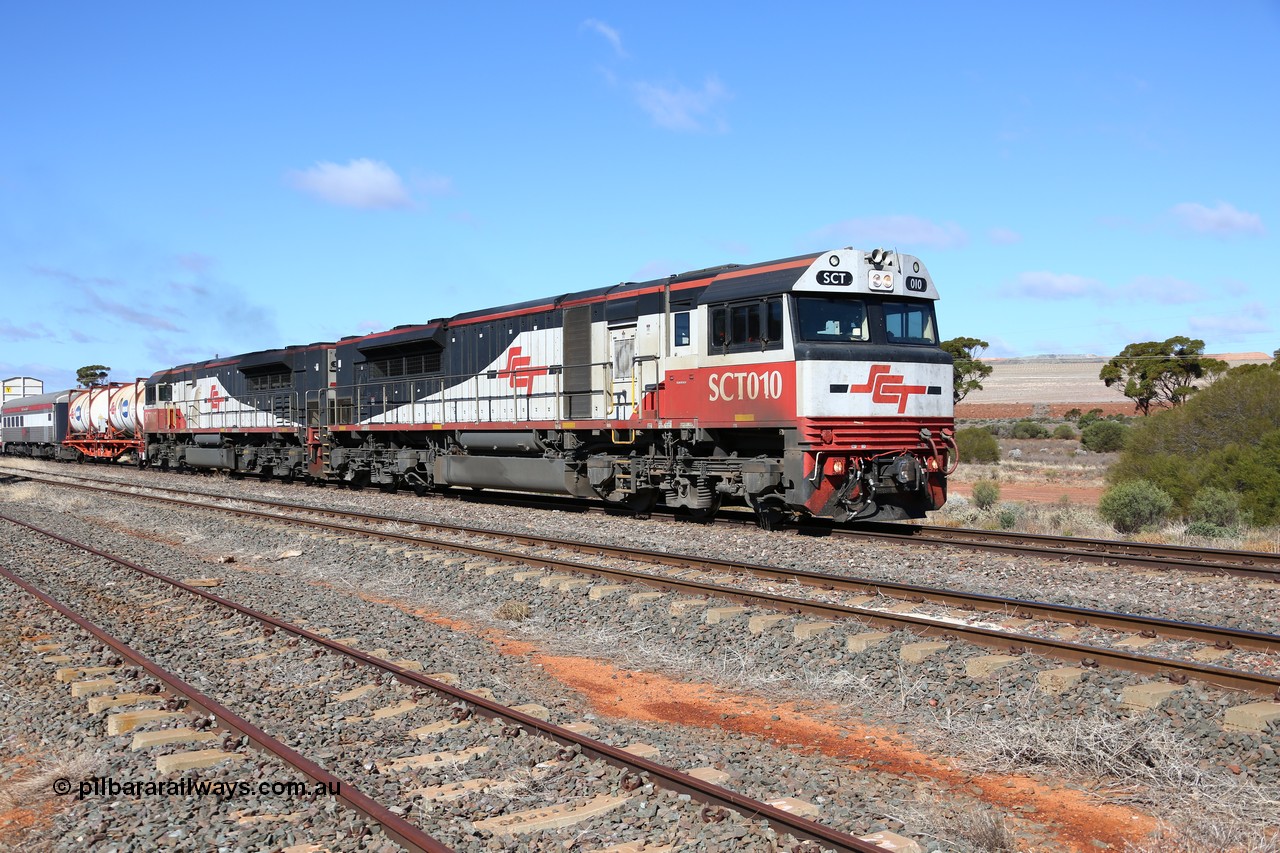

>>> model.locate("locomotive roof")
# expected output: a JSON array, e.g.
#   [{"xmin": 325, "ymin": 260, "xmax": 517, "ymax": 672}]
[{"xmin": 145, "ymin": 248, "xmax": 936, "ymax": 380}]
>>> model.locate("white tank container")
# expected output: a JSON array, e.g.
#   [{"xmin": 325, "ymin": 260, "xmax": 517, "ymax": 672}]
[
  {"xmin": 69, "ymin": 387, "xmax": 112, "ymax": 433},
  {"xmin": 107, "ymin": 381, "xmax": 144, "ymax": 436}
]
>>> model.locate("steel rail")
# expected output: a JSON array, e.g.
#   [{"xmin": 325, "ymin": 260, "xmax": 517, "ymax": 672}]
[
  {"xmin": 0, "ymin": 513, "xmax": 883, "ymax": 853},
  {"xmin": 13, "ymin": 471, "xmax": 1280, "ymax": 659},
  {"xmin": 8, "ymin": 483, "xmax": 1280, "ymax": 698},
  {"xmin": 0, "ymin": 564, "xmax": 455, "ymax": 853},
  {"xmin": 828, "ymin": 520, "xmax": 1280, "ymax": 580},
  {"xmin": 5, "ymin": 462, "xmax": 1278, "ymax": 579}
]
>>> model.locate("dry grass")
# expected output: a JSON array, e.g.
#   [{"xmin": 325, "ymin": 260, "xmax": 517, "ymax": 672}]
[
  {"xmin": 0, "ymin": 749, "xmax": 104, "ymax": 814},
  {"xmin": 1124, "ymin": 821, "xmax": 1280, "ymax": 853},
  {"xmin": 890, "ymin": 794, "xmax": 1019, "ymax": 852},
  {"xmin": 926, "ymin": 693, "xmax": 1280, "ymax": 848},
  {"xmin": 493, "ymin": 600, "xmax": 532, "ymax": 622}
]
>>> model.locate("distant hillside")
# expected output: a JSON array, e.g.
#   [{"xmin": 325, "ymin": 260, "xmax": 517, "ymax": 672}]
[{"xmin": 955, "ymin": 352, "xmax": 1270, "ymax": 418}]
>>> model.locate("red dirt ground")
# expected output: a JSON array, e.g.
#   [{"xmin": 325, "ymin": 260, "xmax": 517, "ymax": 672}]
[
  {"xmin": 951, "ymin": 482, "xmax": 1105, "ymax": 507},
  {"xmin": 353, "ymin": 591, "xmax": 1160, "ymax": 852}
]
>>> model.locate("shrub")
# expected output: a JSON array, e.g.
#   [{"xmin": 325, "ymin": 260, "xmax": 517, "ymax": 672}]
[
  {"xmin": 996, "ymin": 503, "xmax": 1023, "ymax": 530},
  {"xmin": 1052, "ymin": 424, "xmax": 1077, "ymax": 440},
  {"xmin": 972, "ymin": 479, "xmax": 1001, "ymax": 510},
  {"xmin": 1098, "ymin": 480, "xmax": 1173, "ymax": 534},
  {"xmin": 1185, "ymin": 520, "xmax": 1233, "ymax": 539},
  {"xmin": 1012, "ymin": 420, "xmax": 1049, "ymax": 439},
  {"xmin": 1081, "ymin": 421, "xmax": 1129, "ymax": 452},
  {"xmin": 956, "ymin": 427, "xmax": 1000, "ymax": 464},
  {"xmin": 1063, "ymin": 408, "xmax": 1082, "ymax": 421},
  {"xmin": 1189, "ymin": 487, "xmax": 1245, "ymax": 529},
  {"xmin": 1077, "ymin": 408, "xmax": 1105, "ymax": 428},
  {"xmin": 1108, "ymin": 369, "xmax": 1280, "ymax": 524}
]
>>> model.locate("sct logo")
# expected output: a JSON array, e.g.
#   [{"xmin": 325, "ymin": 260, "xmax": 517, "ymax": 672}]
[
  {"xmin": 498, "ymin": 347, "xmax": 548, "ymax": 391},
  {"xmin": 831, "ymin": 364, "xmax": 943, "ymax": 414}
]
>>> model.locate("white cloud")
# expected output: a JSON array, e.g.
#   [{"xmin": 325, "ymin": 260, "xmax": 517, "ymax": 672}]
[
  {"xmin": 1170, "ymin": 201, "xmax": 1264, "ymax": 237},
  {"xmin": 634, "ymin": 76, "xmax": 729, "ymax": 132},
  {"xmin": 0, "ymin": 320, "xmax": 53, "ymax": 342},
  {"xmin": 287, "ymin": 159, "xmax": 414, "ymax": 210},
  {"xmin": 987, "ymin": 227, "xmax": 1021, "ymax": 245},
  {"xmin": 814, "ymin": 215, "xmax": 968, "ymax": 251},
  {"xmin": 177, "ymin": 252, "xmax": 214, "ymax": 273},
  {"xmin": 1125, "ymin": 275, "xmax": 1206, "ymax": 304},
  {"xmin": 1010, "ymin": 271, "xmax": 1106, "ymax": 300},
  {"xmin": 582, "ymin": 18, "xmax": 626, "ymax": 57},
  {"xmin": 413, "ymin": 173, "xmax": 454, "ymax": 196},
  {"xmin": 1189, "ymin": 302, "xmax": 1271, "ymax": 336}
]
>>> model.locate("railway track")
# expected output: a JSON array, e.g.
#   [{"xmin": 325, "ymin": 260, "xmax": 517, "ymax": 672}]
[
  {"xmin": 834, "ymin": 520, "xmax": 1280, "ymax": 581},
  {"xmin": 7, "ymin": 466, "xmax": 1279, "ymax": 698},
  {"xmin": 5, "ymin": 460, "xmax": 1276, "ymax": 580},
  {"xmin": 1, "ymin": 514, "xmax": 886, "ymax": 852}
]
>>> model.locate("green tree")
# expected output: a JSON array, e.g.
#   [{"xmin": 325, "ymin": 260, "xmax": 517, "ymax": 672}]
[
  {"xmin": 1099, "ymin": 337, "xmax": 1227, "ymax": 415},
  {"xmin": 940, "ymin": 337, "xmax": 993, "ymax": 404},
  {"xmin": 76, "ymin": 365, "xmax": 111, "ymax": 387},
  {"xmin": 1108, "ymin": 368, "xmax": 1280, "ymax": 523}
]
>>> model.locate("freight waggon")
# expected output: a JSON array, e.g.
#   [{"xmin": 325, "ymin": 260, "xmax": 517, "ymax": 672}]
[{"xmin": 5, "ymin": 248, "xmax": 956, "ymax": 526}]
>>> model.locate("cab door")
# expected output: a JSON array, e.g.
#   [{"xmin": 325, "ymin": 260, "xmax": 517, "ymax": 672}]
[{"xmin": 609, "ymin": 326, "xmax": 635, "ymax": 420}]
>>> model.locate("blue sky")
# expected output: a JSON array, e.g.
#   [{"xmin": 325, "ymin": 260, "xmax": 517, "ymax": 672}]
[{"xmin": 2, "ymin": 2, "xmax": 1276, "ymax": 389}]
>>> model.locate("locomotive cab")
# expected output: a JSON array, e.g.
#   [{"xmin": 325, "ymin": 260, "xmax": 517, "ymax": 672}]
[{"xmin": 784, "ymin": 249, "xmax": 954, "ymax": 522}]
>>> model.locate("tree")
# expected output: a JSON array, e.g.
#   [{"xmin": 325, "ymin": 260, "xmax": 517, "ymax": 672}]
[
  {"xmin": 1099, "ymin": 337, "xmax": 1227, "ymax": 415},
  {"xmin": 76, "ymin": 365, "xmax": 111, "ymax": 388},
  {"xmin": 1107, "ymin": 367, "xmax": 1280, "ymax": 524},
  {"xmin": 941, "ymin": 337, "xmax": 993, "ymax": 404}
]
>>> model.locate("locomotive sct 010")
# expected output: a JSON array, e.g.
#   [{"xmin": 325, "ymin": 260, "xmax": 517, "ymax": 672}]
[{"xmin": 6, "ymin": 248, "xmax": 956, "ymax": 527}]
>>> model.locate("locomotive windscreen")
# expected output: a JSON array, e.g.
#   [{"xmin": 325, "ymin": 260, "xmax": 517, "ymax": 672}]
[
  {"xmin": 883, "ymin": 301, "xmax": 938, "ymax": 345},
  {"xmin": 794, "ymin": 296, "xmax": 869, "ymax": 342}
]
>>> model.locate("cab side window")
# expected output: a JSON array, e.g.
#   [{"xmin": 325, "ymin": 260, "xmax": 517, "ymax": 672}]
[
  {"xmin": 707, "ymin": 298, "xmax": 784, "ymax": 352},
  {"xmin": 673, "ymin": 311, "xmax": 691, "ymax": 347}
]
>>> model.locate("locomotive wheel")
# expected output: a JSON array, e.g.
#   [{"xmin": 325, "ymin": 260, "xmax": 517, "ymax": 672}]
[
  {"xmin": 412, "ymin": 482, "xmax": 429, "ymax": 498},
  {"xmin": 621, "ymin": 490, "xmax": 658, "ymax": 518},
  {"xmin": 752, "ymin": 497, "xmax": 793, "ymax": 531},
  {"xmin": 678, "ymin": 495, "xmax": 721, "ymax": 521}
]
